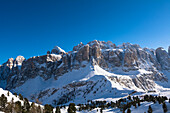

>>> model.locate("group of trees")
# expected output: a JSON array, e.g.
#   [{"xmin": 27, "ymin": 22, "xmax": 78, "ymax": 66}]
[
  {"xmin": 0, "ymin": 92, "xmax": 169, "ymax": 113},
  {"xmin": 69, "ymin": 94, "xmax": 169, "ymax": 113},
  {"xmin": 0, "ymin": 93, "xmax": 43, "ymax": 113},
  {"xmin": 117, "ymin": 95, "xmax": 169, "ymax": 113}
]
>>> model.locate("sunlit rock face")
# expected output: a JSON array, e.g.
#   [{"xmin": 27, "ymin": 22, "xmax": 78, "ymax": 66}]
[
  {"xmin": 156, "ymin": 47, "xmax": 170, "ymax": 70},
  {"xmin": 0, "ymin": 40, "xmax": 169, "ymax": 105}
]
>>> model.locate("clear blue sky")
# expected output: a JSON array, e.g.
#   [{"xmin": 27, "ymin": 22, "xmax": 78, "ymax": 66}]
[{"xmin": 0, "ymin": 0, "xmax": 170, "ymax": 64}]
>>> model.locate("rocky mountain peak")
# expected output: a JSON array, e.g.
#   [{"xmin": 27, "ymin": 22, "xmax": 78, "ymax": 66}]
[
  {"xmin": 51, "ymin": 46, "xmax": 66, "ymax": 55},
  {"xmin": 0, "ymin": 40, "xmax": 169, "ymax": 105},
  {"xmin": 6, "ymin": 58, "xmax": 14, "ymax": 69},
  {"xmin": 87, "ymin": 40, "xmax": 116, "ymax": 49},
  {"xmin": 73, "ymin": 42, "xmax": 84, "ymax": 51},
  {"xmin": 14, "ymin": 56, "xmax": 25, "ymax": 67}
]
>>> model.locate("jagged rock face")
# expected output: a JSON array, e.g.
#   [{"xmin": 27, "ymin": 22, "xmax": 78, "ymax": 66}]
[
  {"xmin": 156, "ymin": 47, "xmax": 170, "ymax": 70},
  {"xmin": 76, "ymin": 44, "xmax": 90, "ymax": 62},
  {"xmin": 123, "ymin": 48, "xmax": 138, "ymax": 68},
  {"xmin": 0, "ymin": 58, "xmax": 13, "ymax": 80},
  {"xmin": 0, "ymin": 56, "xmax": 25, "ymax": 80},
  {"xmin": 14, "ymin": 56, "xmax": 25, "ymax": 66},
  {"xmin": 6, "ymin": 54, "xmax": 63, "ymax": 89},
  {"xmin": 0, "ymin": 40, "xmax": 169, "ymax": 92}
]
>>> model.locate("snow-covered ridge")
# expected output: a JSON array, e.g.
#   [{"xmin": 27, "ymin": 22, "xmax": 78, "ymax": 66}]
[
  {"xmin": 0, "ymin": 40, "xmax": 169, "ymax": 106},
  {"xmin": 10, "ymin": 63, "xmax": 166, "ymax": 106}
]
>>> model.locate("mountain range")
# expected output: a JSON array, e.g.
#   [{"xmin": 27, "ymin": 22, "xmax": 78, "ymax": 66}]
[{"xmin": 0, "ymin": 40, "xmax": 170, "ymax": 106}]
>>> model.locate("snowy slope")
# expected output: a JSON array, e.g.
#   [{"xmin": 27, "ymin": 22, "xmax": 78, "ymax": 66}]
[
  {"xmin": 10, "ymin": 63, "xmax": 167, "ymax": 106},
  {"xmin": 0, "ymin": 88, "xmax": 21, "ymax": 103},
  {"xmin": 53, "ymin": 90, "xmax": 170, "ymax": 113},
  {"xmin": 0, "ymin": 40, "xmax": 169, "ymax": 112}
]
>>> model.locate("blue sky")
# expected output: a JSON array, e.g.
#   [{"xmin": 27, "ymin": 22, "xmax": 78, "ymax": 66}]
[{"xmin": 0, "ymin": 0, "xmax": 170, "ymax": 64}]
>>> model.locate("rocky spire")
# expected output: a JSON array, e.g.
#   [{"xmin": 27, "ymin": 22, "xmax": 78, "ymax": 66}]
[
  {"xmin": 14, "ymin": 56, "xmax": 25, "ymax": 67},
  {"xmin": 0, "ymin": 40, "xmax": 169, "ymax": 91},
  {"xmin": 6, "ymin": 58, "xmax": 14, "ymax": 69},
  {"xmin": 156, "ymin": 47, "xmax": 170, "ymax": 70},
  {"xmin": 51, "ymin": 46, "xmax": 66, "ymax": 55}
]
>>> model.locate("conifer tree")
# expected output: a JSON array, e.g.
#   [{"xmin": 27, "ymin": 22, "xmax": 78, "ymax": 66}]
[
  {"xmin": 24, "ymin": 98, "xmax": 30, "ymax": 112},
  {"xmin": 30, "ymin": 102, "xmax": 36, "ymax": 113},
  {"xmin": 68, "ymin": 103, "xmax": 76, "ymax": 113},
  {"xmin": 0, "ymin": 94, "xmax": 7, "ymax": 110},
  {"xmin": 55, "ymin": 106, "xmax": 61, "ymax": 113},
  {"xmin": 14, "ymin": 101, "xmax": 22, "ymax": 113},
  {"xmin": 127, "ymin": 108, "xmax": 131, "ymax": 113},
  {"xmin": 44, "ymin": 104, "xmax": 53, "ymax": 113},
  {"xmin": 19, "ymin": 93, "xmax": 23, "ymax": 100},
  {"xmin": 7, "ymin": 91, "xmax": 10, "ymax": 96},
  {"xmin": 13, "ymin": 92, "xmax": 17, "ymax": 97},
  {"xmin": 138, "ymin": 101, "xmax": 140, "ymax": 106},
  {"xmin": 37, "ymin": 105, "xmax": 42, "ymax": 113},
  {"xmin": 5, "ymin": 102, "xmax": 13, "ymax": 112},
  {"xmin": 100, "ymin": 108, "xmax": 103, "ymax": 113},
  {"xmin": 148, "ymin": 105, "xmax": 152, "ymax": 113},
  {"xmin": 162, "ymin": 102, "xmax": 168, "ymax": 113},
  {"xmin": 128, "ymin": 96, "xmax": 131, "ymax": 100}
]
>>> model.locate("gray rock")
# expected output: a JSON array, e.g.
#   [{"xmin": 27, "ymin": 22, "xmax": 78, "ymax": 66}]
[{"xmin": 0, "ymin": 40, "xmax": 169, "ymax": 95}]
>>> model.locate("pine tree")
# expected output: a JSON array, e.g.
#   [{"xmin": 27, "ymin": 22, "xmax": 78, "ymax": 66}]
[
  {"xmin": 13, "ymin": 92, "xmax": 17, "ymax": 97},
  {"xmin": 68, "ymin": 103, "xmax": 76, "ymax": 113},
  {"xmin": 127, "ymin": 108, "xmax": 131, "ymax": 113},
  {"xmin": 44, "ymin": 104, "xmax": 53, "ymax": 113},
  {"xmin": 19, "ymin": 93, "xmax": 23, "ymax": 100},
  {"xmin": 30, "ymin": 102, "xmax": 36, "ymax": 113},
  {"xmin": 36, "ymin": 105, "xmax": 42, "ymax": 113},
  {"xmin": 14, "ymin": 101, "xmax": 22, "ymax": 113},
  {"xmin": 7, "ymin": 91, "xmax": 10, "ymax": 96},
  {"xmin": 55, "ymin": 106, "xmax": 61, "ymax": 113},
  {"xmin": 5, "ymin": 102, "xmax": 13, "ymax": 113},
  {"xmin": 128, "ymin": 96, "xmax": 131, "ymax": 100},
  {"xmin": 100, "ymin": 108, "xmax": 103, "ymax": 113},
  {"xmin": 148, "ymin": 105, "xmax": 152, "ymax": 113},
  {"xmin": 134, "ymin": 103, "xmax": 137, "ymax": 108},
  {"xmin": 138, "ymin": 101, "xmax": 140, "ymax": 106},
  {"xmin": 24, "ymin": 98, "xmax": 30, "ymax": 112},
  {"xmin": 162, "ymin": 102, "xmax": 168, "ymax": 113},
  {"xmin": 0, "ymin": 94, "xmax": 7, "ymax": 110}
]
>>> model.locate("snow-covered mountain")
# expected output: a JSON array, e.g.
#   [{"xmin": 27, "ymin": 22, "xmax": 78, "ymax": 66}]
[{"xmin": 0, "ymin": 40, "xmax": 169, "ymax": 106}]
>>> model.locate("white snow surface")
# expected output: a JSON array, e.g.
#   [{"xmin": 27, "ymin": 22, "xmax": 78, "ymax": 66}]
[
  {"xmin": 0, "ymin": 88, "xmax": 21, "ymax": 103},
  {"xmin": 10, "ymin": 63, "xmax": 169, "ymax": 106}
]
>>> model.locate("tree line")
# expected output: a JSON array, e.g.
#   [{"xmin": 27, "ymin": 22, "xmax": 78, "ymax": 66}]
[{"xmin": 0, "ymin": 92, "xmax": 169, "ymax": 113}]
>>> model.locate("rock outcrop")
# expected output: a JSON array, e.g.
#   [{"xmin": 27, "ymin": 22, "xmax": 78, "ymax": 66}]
[
  {"xmin": 0, "ymin": 40, "xmax": 169, "ymax": 97},
  {"xmin": 156, "ymin": 47, "xmax": 170, "ymax": 70},
  {"xmin": 51, "ymin": 46, "xmax": 65, "ymax": 55}
]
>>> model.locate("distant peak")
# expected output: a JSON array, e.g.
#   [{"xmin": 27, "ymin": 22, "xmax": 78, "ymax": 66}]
[
  {"xmin": 15, "ymin": 56, "xmax": 25, "ymax": 61},
  {"xmin": 7, "ymin": 58, "xmax": 14, "ymax": 62},
  {"xmin": 51, "ymin": 46, "xmax": 66, "ymax": 54}
]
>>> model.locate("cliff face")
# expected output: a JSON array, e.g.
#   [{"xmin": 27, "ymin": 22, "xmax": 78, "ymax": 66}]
[{"xmin": 0, "ymin": 40, "xmax": 169, "ymax": 105}]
